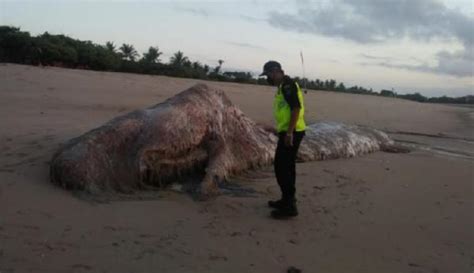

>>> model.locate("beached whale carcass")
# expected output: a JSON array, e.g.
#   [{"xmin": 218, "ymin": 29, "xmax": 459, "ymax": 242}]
[{"xmin": 50, "ymin": 84, "xmax": 400, "ymax": 197}]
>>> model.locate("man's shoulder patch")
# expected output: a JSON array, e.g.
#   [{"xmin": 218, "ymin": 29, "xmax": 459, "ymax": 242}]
[
  {"xmin": 280, "ymin": 77, "xmax": 301, "ymax": 109},
  {"xmin": 282, "ymin": 82, "xmax": 297, "ymax": 96}
]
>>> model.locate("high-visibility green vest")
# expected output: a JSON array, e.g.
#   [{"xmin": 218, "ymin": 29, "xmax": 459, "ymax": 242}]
[{"xmin": 273, "ymin": 82, "xmax": 306, "ymax": 133}]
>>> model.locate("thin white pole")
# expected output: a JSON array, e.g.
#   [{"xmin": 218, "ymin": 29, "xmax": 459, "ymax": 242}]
[{"xmin": 300, "ymin": 50, "xmax": 307, "ymax": 93}]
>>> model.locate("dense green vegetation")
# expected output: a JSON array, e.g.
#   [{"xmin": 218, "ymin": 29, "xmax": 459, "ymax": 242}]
[{"xmin": 1, "ymin": 26, "xmax": 471, "ymax": 104}]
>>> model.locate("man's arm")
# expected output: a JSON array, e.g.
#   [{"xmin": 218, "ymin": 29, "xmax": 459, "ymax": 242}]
[
  {"xmin": 282, "ymin": 82, "xmax": 301, "ymax": 146},
  {"xmin": 287, "ymin": 107, "xmax": 300, "ymax": 133},
  {"xmin": 285, "ymin": 107, "xmax": 300, "ymax": 147}
]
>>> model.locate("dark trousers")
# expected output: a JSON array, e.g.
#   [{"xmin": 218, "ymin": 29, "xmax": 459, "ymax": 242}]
[{"xmin": 274, "ymin": 131, "xmax": 305, "ymax": 203}]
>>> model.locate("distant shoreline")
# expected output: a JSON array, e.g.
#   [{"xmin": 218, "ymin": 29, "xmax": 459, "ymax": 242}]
[
  {"xmin": 441, "ymin": 103, "xmax": 474, "ymax": 108},
  {"xmin": 1, "ymin": 25, "xmax": 472, "ymax": 104}
]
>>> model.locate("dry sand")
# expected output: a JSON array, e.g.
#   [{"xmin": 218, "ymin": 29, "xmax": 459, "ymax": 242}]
[{"xmin": 0, "ymin": 63, "xmax": 472, "ymax": 273}]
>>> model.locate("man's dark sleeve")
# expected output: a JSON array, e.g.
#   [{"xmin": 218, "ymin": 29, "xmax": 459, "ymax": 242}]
[{"xmin": 282, "ymin": 83, "xmax": 301, "ymax": 110}]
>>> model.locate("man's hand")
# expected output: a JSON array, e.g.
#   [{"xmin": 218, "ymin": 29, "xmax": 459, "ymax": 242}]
[
  {"xmin": 284, "ymin": 132, "xmax": 293, "ymax": 147},
  {"xmin": 286, "ymin": 107, "xmax": 300, "ymax": 145}
]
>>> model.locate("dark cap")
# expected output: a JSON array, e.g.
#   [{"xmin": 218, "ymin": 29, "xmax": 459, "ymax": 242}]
[{"xmin": 259, "ymin": 60, "xmax": 282, "ymax": 76}]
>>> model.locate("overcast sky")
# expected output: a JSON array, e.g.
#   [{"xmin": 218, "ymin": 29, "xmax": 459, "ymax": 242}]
[{"xmin": 1, "ymin": 0, "xmax": 473, "ymax": 96}]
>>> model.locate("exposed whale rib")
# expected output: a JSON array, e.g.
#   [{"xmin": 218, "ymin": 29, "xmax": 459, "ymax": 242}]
[{"xmin": 50, "ymin": 84, "xmax": 402, "ymax": 197}]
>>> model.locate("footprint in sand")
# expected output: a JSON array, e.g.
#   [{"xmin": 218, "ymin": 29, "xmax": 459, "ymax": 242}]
[
  {"xmin": 71, "ymin": 264, "xmax": 93, "ymax": 271},
  {"xmin": 43, "ymin": 134, "xmax": 56, "ymax": 141},
  {"xmin": 0, "ymin": 168, "xmax": 14, "ymax": 173},
  {"xmin": 16, "ymin": 152, "xmax": 28, "ymax": 158},
  {"xmin": 4, "ymin": 155, "xmax": 43, "ymax": 168},
  {"xmin": 323, "ymin": 169, "xmax": 335, "ymax": 174},
  {"xmin": 117, "ymin": 106, "xmax": 128, "ymax": 113},
  {"xmin": 209, "ymin": 254, "xmax": 228, "ymax": 261},
  {"xmin": 27, "ymin": 140, "xmax": 45, "ymax": 150}
]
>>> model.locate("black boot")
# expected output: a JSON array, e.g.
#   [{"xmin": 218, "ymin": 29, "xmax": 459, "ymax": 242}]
[
  {"xmin": 271, "ymin": 200, "xmax": 298, "ymax": 219},
  {"xmin": 268, "ymin": 199, "xmax": 285, "ymax": 209},
  {"xmin": 268, "ymin": 198, "xmax": 297, "ymax": 210}
]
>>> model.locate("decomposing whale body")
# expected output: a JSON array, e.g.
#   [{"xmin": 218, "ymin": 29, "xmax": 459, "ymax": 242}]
[
  {"xmin": 50, "ymin": 84, "xmax": 402, "ymax": 197},
  {"xmin": 50, "ymin": 84, "xmax": 276, "ymax": 196},
  {"xmin": 298, "ymin": 122, "xmax": 397, "ymax": 161}
]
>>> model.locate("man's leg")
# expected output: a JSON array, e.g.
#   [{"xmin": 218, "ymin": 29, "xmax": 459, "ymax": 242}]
[
  {"xmin": 272, "ymin": 133, "xmax": 292, "ymax": 204},
  {"xmin": 287, "ymin": 132, "xmax": 305, "ymax": 201},
  {"xmin": 270, "ymin": 132, "xmax": 304, "ymax": 218}
]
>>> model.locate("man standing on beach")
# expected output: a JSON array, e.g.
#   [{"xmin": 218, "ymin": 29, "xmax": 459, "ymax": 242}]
[{"xmin": 260, "ymin": 61, "xmax": 306, "ymax": 219}]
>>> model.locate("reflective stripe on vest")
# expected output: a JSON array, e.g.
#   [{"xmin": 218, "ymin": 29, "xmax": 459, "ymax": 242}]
[{"xmin": 273, "ymin": 82, "xmax": 306, "ymax": 133}]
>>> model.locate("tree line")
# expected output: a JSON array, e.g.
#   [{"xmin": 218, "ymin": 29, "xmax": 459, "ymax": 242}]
[{"xmin": 1, "ymin": 26, "xmax": 471, "ymax": 104}]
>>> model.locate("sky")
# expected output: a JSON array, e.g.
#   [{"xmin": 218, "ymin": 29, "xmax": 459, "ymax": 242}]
[{"xmin": 1, "ymin": 0, "xmax": 473, "ymax": 97}]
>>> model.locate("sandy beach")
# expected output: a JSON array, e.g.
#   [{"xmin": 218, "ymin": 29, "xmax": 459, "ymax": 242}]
[{"xmin": 0, "ymin": 63, "xmax": 472, "ymax": 273}]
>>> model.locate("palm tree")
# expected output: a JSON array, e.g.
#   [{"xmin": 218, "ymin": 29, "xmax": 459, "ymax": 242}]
[
  {"xmin": 169, "ymin": 51, "xmax": 189, "ymax": 67},
  {"xmin": 203, "ymin": 64, "xmax": 210, "ymax": 74},
  {"xmin": 183, "ymin": 60, "xmax": 192, "ymax": 68},
  {"xmin": 337, "ymin": 82, "xmax": 346, "ymax": 92},
  {"xmin": 141, "ymin": 46, "xmax": 162, "ymax": 64},
  {"xmin": 119, "ymin": 43, "xmax": 138, "ymax": 61},
  {"xmin": 214, "ymin": 59, "xmax": 224, "ymax": 74},
  {"xmin": 105, "ymin": 41, "xmax": 116, "ymax": 53},
  {"xmin": 328, "ymin": 79, "xmax": 336, "ymax": 90},
  {"xmin": 192, "ymin": 61, "xmax": 202, "ymax": 70}
]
